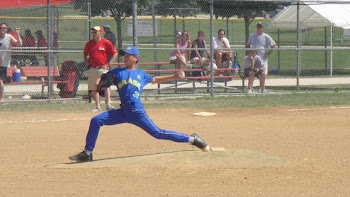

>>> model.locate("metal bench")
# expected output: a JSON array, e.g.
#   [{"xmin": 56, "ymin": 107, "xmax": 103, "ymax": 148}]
[
  {"xmin": 6, "ymin": 66, "xmax": 68, "ymax": 96},
  {"xmin": 113, "ymin": 61, "xmax": 245, "ymax": 93}
]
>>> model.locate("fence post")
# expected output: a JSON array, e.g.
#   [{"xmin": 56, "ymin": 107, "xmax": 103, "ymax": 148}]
[
  {"xmin": 296, "ymin": 2, "xmax": 300, "ymax": 92},
  {"xmin": 278, "ymin": 29, "xmax": 280, "ymax": 73},
  {"xmin": 209, "ymin": 0, "xmax": 214, "ymax": 97},
  {"xmin": 325, "ymin": 26, "xmax": 328, "ymax": 71}
]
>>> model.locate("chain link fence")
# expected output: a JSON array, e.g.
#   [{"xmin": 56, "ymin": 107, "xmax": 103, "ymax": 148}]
[{"xmin": 1, "ymin": 0, "xmax": 350, "ymax": 102}]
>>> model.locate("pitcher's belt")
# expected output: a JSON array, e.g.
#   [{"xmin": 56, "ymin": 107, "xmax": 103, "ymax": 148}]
[{"xmin": 120, "ymin": 102, "xmax": 135, "ymax": 108}]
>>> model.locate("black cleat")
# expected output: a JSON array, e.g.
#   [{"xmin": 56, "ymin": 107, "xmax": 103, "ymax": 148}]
[
  {"xmin": 69, "ymin": 151, "xmax": 93, "ymax": 162},
  {"xmin": 191, "ymin": 133, "xmax": 210, "ymax": 152}
]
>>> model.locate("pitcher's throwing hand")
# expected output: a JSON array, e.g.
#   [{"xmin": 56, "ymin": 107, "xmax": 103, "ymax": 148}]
[{"xmin": 176, "ymin": 71, "xmax": 185, "ymax": 79}]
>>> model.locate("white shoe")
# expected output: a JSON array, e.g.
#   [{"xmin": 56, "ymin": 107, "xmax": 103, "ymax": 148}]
[
  {"xmin": 259, "ymin": 89, "xmax": 269, "ymax": 94},
  {"xmin": 247, "ymin": 89, "xmax": 254, "ymax": 94},
  {"xmin": 106, "ymin": 104, "xmax": 115, "ymax": 111},
  {"xmin": 186, "ymin": 64, "xmax": 193, "ymax": 69},
  {"xmin": 92, "ymin": 107, "xmax": 101, "ymax": 112}
]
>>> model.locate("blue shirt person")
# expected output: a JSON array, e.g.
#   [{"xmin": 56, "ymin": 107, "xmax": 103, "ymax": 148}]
[{"xmin": 69, "ymin": 46, "xmax": 210, "ymax": 162}]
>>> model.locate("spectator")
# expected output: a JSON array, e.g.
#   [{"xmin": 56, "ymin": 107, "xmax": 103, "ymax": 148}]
[
  {"xmin": 22, "ymin": 29, "xmax": 38, "ymax": 66},
  {"xmin": 7, "ymin": 27, "xmax": 22, "ymax": 66},
  {"xmin": 247, "ymin": 22, "xmax": 276, "ymax": 75},
  {"xmin": 0, "ymin": 23, "xmax": 22, "ymax": 102},
  {"xmin": 84, "ymin": 26, "xmax": 117, "ymax": 112},
  {"xmin": 103, "ymin": 24, "xmax": 116, "ymax": 46},
  {"xmin": 7, "ymin": 28, "xmax": 22, "ymax": 46},
  {"xmin": 190, "ymin": 31, "xmax": 216, "ymax": 76},
  {"xmin": 169, "ymin": 30, "xmax": 191, "ymax": 69},
  {"xmin": 102, "ymin": 24, "xmax": 116, "ymax": 62},
  {"xmin": 34, "ymin": 30, "xmax": 48, "ymax": 66},
  {"xmin": 212, "ymin": 29, "xmax": 233, "ymax": 75},
  {"xmin": 244, "ymin": 50, "xmax": 267, "ymax": 94}
]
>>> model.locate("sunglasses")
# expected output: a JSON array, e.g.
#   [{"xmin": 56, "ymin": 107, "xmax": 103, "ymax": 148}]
[
  {"xmin": 0, "ymin": 27, "xmax": 7, "ymax": 30},
  {"xmin": 91, "ymin": 31, "xmax": 98, "ymax": 34}
]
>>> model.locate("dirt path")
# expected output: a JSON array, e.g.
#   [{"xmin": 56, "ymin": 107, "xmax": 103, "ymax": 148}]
[{"xmin": 0, "ymin": 106, "xmax": 349, "ymax": 196}]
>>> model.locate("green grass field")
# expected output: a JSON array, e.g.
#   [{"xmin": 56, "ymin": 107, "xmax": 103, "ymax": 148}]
[{"xmin": 1, "ymin": 92, "xmax": 349, "ymax": 112}]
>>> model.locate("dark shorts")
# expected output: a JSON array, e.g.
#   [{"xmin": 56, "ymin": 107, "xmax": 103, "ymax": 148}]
[
  {"xmin": 0, "ymin": 67, "xmax": 7, "ymax": 80},
  {"xmin": 244, "ymin": 68, "xmax": 262, "ymax": 78}
]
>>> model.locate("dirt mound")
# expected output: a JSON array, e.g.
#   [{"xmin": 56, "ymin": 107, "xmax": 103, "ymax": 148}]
[{"xmin": 48, "ymin": 149, "xmax": 289, "ymax": 169}]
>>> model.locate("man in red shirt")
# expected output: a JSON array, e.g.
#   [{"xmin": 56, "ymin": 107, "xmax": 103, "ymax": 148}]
[{"xmin": 84, "ymin": 26, "xmax": 117, "ymax": 112}]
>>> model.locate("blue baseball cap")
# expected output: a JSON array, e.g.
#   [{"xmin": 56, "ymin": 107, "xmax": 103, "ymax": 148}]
[{"xmin": 119, "ymin": 46, "xmax": 139, "ymax": 56}]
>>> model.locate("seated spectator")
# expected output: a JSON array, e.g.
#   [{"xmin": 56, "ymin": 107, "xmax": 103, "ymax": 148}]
[
  {"xmin": 34, "ymin": 30, "xmax": 48, "ymax": 66},
  {"xmin": 169, "ymin": 30, "xmax": 191, "ymax": 69},
  {"xmin": 21, "ymin": 29, "xmax": 38, "ymax": 66},
  {"xmin": 244, "ymin": 50, "xmax": 267, "ymax": 94},
  {"xmin": 212, "ymin": 29, "xmax": 233, "ymax": 75},
  {"xmin": 190, "ymin": 31, "xmax": 216, "ymax": 76}
]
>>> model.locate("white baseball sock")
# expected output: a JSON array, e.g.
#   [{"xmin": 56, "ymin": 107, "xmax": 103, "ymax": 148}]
[{"xmin": 188, "ymin": 136, "xmax": 194, "ymax": 144}]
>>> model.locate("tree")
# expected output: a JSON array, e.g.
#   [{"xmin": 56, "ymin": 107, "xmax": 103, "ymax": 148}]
[
  {"xmin": 155, "ymin": 0, "xmax": 200, "ymax": 18},
  {"xmin": 74, "ymin": 0, "xmax": 150, "ymax": 62},
  {"xmin": 199, "ymin": 1, "xmax": 278, "ymax": 48},
  {"xmin": 154, "ymin": 0, "xmax": 200, "ymax": 40}
]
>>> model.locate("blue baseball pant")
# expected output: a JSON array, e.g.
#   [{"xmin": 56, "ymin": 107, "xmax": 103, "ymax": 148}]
[{"xmin": 85, "ymin": 107, "xmax": 190, "ymax": 151}]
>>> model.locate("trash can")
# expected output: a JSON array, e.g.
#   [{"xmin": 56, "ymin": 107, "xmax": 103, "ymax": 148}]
[{"xmin": 12, "ymin": 68, "xmax": 21, "ymax": 82}]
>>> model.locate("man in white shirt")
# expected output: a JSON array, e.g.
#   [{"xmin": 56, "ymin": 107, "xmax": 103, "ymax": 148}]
[
  {"xmin": 0, "ymin": 23, "xmax": 22, "ymax": 102},
  {"xmin": 247, "ymin": 22, "xmax": 276, "ymax": 75},
  {"xmin": 212, "ymin": 29, "xmax": 233, "ymax": 75}
]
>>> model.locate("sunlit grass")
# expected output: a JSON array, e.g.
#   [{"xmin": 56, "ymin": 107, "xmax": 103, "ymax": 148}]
[{"xmin": 1, "ymin": 92, "xmax": 349, "ymax": 112}]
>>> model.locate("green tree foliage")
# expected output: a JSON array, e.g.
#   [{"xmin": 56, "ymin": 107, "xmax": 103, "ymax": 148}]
[
  {"xmin": 74, "ymin": 0, "xmax": 150, "ymax": 62},
  {"xmin": 199, "ymin": 1, "xmax": 278, "ymax": 47},
  {"xmin": 154, "ymin": 0, "xmax": 200, "ymax": 18}
]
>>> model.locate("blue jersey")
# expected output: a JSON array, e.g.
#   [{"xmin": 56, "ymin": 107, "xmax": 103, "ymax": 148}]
[
  {"xmin": 84, "ymin": 67, "xmax": 190, "ymax": 152},
  {"xmin": 107, "ymin": 68, "xmax": 153, "ymax": 107}
]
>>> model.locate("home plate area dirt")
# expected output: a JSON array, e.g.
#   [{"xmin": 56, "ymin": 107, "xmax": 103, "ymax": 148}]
[{"xmin": 0, "ymin": 106, "xmax": 349, "ymax": 196}]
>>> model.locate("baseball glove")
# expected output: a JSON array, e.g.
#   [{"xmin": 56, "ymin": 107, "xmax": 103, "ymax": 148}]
[{"xmin": 96, "ymin": 74, "xmax": 115, "ymax": 93}]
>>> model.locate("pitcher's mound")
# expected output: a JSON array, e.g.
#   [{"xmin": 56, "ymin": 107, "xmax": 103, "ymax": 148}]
[{"xmin": 48, "ymin": 149, "xmax": 289, "ymax": 169}]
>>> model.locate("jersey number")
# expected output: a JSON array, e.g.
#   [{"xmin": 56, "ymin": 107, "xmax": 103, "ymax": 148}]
[{"xmin": 133, "ymin": 91, "xmax": 140, "ymax": 98}]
